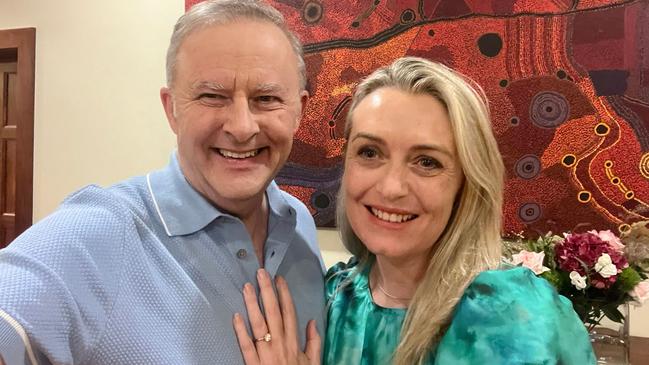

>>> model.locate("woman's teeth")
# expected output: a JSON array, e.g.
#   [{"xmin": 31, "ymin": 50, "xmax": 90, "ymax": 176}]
[{"xmin": 370, "ymin": 207, "xmax": 415, "ymax": 223}]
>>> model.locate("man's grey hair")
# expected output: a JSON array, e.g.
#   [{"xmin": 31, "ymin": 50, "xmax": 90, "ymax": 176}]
[{"xmin": 165, "ymin": 0, "xmax": 306, "ymax": 89}]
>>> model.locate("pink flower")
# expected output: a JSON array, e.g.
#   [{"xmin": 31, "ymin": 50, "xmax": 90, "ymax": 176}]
[
  {"xmin": 555, "ymin": 232, "xmax": 628, "ymax": 289},
  {"xmin": 511, "ymin": 250, "xmax": 550, "ymax": 275},
  {"xmin": 588, "ymin": 229, "xmax": 625, "ymax": 252},
  {"xmin": 630, "ymin": 280, "xmax": 649, "ymax": 305}
]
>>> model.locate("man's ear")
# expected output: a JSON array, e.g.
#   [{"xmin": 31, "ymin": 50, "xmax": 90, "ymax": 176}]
[
  {"xmin": 295, "ymin": 90, "xmax": 309, "ymax": 132},
  {"xmin": 160, "ymin": 87, "xmax": 178, "ymax": 134}
]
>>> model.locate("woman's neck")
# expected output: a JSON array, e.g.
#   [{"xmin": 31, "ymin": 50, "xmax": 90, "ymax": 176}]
[{"xmin": 370, "ymin": 255, "xmax": 428, "ymax": 308}]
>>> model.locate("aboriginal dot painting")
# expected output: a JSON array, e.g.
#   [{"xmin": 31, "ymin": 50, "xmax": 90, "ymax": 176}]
[{"xmin": 186, "ymin": 0, "xmax": 649, "ymax": 236}]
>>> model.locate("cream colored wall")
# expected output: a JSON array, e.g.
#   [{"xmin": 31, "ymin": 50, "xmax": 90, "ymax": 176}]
[
  {"xmin": 1, "ymin": 0, "xmax": 648, "ymax": 338},
  {"xmin": 0, "ymin": 0, "xmax": 182, "ymax": 220}
]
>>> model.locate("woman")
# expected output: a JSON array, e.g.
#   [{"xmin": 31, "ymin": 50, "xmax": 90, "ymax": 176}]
[{"xmin": 233, "ymin": 57, "xmax": 595, "ymax": 364}]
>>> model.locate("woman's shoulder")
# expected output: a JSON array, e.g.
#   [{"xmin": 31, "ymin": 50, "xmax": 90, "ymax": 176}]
[
  {"xmin": 324, "ymin": 257, "xmax": 362, "ymax": 300},
  {"xmin": 468, "ymin": 265, "xmax": 556, "ymax": 298},
  {"xmin": 460, "ymin": 266, "xmax": 576, "ymax": 322},
  {"xmin": 434, "ymin": 266, "xmax": 595, "ymax": 364}
]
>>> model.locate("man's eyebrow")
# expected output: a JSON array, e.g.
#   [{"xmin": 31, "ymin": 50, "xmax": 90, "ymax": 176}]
[
  {"xmin": 191, "ymin": 81, "xmax": 226, "ymax": 90},
  {"xmin": 256, "ymin": 83, "xmax": 286, "ymax": 94}
]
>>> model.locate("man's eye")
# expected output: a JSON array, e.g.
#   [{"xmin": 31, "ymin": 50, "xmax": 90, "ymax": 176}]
[
  {"xmin": 199, "ymin": 93, "xmax": 224, "ymax": 100},
  {"xmin": 256, "ymin": 95, "xmax": 281, "ymax": 103},
  {"xmin": 417, "ymin": 156, "xmax": 441, "ymax": 169},
  {"xmin": 358, "ymin": 147, "xmax": 379, "ymax": 159}
]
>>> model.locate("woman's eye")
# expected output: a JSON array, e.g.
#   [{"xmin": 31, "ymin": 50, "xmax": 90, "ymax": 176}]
[
  {"xmin": 417, "ymin": 156, "xmax": 441, "ymax": 169},
  {"xmin": 358, "ymin": 147, "xmax": 379, "ymax": 159}
]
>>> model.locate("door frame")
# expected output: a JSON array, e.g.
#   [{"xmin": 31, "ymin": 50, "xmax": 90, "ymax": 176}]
[{"xmin": 0, "ymin": 28, "xmax": 35, "ymax": 237}]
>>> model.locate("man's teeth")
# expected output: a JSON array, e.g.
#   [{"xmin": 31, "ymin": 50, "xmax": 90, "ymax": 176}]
[
  {"xmin": 219, "ymin": 149, "xmax": 259, "ymax": 159},
  {"xmin": 370, "ymin": 207, "xmax": 414, "ymax": 223}
]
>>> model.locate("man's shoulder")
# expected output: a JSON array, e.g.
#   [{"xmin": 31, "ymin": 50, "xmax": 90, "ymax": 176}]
[{"xmin": 7, "ymin": 177, "xmax": 151, "ymax": 255}]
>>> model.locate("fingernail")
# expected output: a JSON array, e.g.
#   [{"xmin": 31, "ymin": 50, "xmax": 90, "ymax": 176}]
[
  {"xmin": 243, "ymin": 282, "xmax": 253, "ymax": 293},
  {"xmin": 257, "ymin": 268, "xmax": 267, "ymax": 280},
  {"xmin": 234, "ymin": 312, "xmax": 240, "ymax": 320},
  {"xmin": 275, "ymin": 275, "xmax": 285, "ymax": 286}
]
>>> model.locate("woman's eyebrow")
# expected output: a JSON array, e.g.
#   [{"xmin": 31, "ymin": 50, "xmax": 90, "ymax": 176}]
[
  {"xmin": 350, "ymin": 132, "xmax": 385, "ymax": 145},
  {"xmin": 410, "ymin": 144, "xmax": 454, "ymax": 158}
]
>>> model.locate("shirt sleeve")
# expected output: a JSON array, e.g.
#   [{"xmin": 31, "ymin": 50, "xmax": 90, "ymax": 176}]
[
  {"xmin": 434, "ymin": 267, "xmax": 596, "ymax": 365},
  {"xmin": 0, "ymin": 186, "xmax": 129, "ymax": 364},
  {"xmin": 0, "ymin": 309, "xmax": 38, "ymax": 365}
]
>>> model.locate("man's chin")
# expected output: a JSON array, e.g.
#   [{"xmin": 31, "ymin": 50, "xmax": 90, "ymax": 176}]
[{"xmin": 207, "ymin": 176, "xmax": 271, "ymax": 203}]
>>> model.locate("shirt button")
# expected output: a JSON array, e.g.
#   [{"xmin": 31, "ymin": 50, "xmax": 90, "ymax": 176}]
[{"xmin": 236, "ymin": 249, "xmax": 247, "ymax": 259}]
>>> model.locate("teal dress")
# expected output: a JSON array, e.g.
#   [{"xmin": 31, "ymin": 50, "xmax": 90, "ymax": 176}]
[{"xmin": 323, "ymin": 260, "xmax": 595, "ymax": 365}]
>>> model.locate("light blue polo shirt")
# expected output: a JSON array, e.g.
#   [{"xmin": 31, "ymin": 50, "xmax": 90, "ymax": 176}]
[{"xmin": 0, "ymin": 153, "xmax": 325, "ymax": 365}]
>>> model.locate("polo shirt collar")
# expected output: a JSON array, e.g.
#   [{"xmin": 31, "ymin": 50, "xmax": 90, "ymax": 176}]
[{"xmin": 147, "ymin": 152, "xmax": 295, "ymax": 237}]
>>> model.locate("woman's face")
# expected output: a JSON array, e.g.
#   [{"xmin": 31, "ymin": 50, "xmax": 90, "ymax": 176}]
[{"xmin": 343, "ymin": 87, "xmax": 464, "ymax": 264}]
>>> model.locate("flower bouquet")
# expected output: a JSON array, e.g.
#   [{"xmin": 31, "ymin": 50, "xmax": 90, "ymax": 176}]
[{"xmin": 503, "ymin": 221, "xmax": 649, "ymax": 331}]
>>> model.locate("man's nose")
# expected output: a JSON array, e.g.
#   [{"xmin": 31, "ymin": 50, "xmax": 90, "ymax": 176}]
[
  {"xmin": 376, "ymin": 164, "xmax": 409, "ymax": 200},
  {"xmin": 222, "ymin": 98, "xmax": 260, "ymax": 143}
]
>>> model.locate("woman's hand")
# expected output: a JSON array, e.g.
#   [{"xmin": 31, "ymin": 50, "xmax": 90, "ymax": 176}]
[{"xmin": 233, "ymin": 269, "xmax": 321, "ymax": 365}]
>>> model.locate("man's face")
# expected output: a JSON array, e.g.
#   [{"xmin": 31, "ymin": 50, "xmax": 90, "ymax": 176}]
[{"xmin": 161, "ymin": 20, "xmax": 307, "ymax": 215}]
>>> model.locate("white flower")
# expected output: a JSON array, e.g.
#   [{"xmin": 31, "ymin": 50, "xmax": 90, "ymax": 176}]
[
  {"xmin": 511, "ymin": 250, "xmax": 550, "ymax": 275},
  {"xmin": 569, "ymin": 271, "xmax": 587, "ymax": 290},
  {"xmin": 594, "ymin": 253, "xmax": 618, "ymax": 278}
]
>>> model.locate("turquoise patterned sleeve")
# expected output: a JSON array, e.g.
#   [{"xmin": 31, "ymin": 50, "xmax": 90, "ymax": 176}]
[
  {"xmin": 435, "ymin": 267, "xmax": 596, "ymax": 365},
  {"xmin": 325, "ymin": 260, "xmax": 350, "ymax": 303}
]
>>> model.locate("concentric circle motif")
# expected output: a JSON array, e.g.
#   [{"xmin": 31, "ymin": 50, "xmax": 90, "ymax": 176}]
[
  {"xmin": 518, "ymin": 203, "xmax": 541, "ymax": 223},
  {"xmin": 530, "ymin": 91, "xmax": 570, "ymax": 128},
  {"xmin": 311, "ymin": 191, "xmax": 331, "ymax": 210},
  {"xmin": 578, "ymin": 191, "xmax": 591, "ymax": 203},
  {"xmin": 639, "ymin": 153, "xmax": 649, "ymax": 179},
  {"xmin": 303, "ymin": 1, "xmax": 323, "ymax": 24},
  {"xmin": 595, "ymin": 123, "xmax": 610, "ymax": 136},
  {"xmin": 515, "ymin": 155, "xmax": 541, "ymax": 179},
  {"xmin": 625, "ymin": 191, "xmax": 635, "ymax": 200},
  {"xmin": 618, "ymin": 224, "xmax": 631, "ymax": 235},
  {"xmin": 561, "ymin": 154, "xmax": 576, "ymax": 167},
  {"xmin": 400, "ymin": 9, "xmax": 415, "ymax": 24}
]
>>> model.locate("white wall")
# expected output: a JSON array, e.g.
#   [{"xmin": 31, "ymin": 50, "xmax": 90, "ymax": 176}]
[
  {"xmin": 1, "ymin": 0, "xmax": 648, "ymax": 338},
  {"xmin": 0, "ymin": 0, "xmax": 181, "ymax": 219}
]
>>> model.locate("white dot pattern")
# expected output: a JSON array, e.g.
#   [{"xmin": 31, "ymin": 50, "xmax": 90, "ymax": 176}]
[{"xmin": 0, "ymin": 164, "xmax": 325, "ymax": 365}]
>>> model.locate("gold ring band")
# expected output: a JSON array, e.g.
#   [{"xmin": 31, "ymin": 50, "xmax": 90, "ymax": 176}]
[{"xmin": 255, "ymin": 333, "xmax": 272, "ymax": 343}]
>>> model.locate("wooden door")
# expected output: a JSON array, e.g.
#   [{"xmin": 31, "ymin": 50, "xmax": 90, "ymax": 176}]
[
  {"xmin": 0, "ymin": 28, "xmax": 35, "ymax": 248},
  {"xmin": 0, "ymin": 60, "xmax": 18, "ymax": 245}
]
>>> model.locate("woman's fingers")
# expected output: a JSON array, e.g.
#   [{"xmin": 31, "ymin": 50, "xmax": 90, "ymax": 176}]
[
  {"xmin": 305, "ymin": 319, "xmax": 322, "ymax": 365},
  {"xmin": 242, "ymin": 282, "xmax": 271, "ymax": 342},
  {"xmin": 233, "ymin": 312, "xmax": 260, "ymax": 365},
  {"xmin": 257, "ymin": 269, "xmax": 284, "ymax": 342},
  {"xmin": 276, "ymin": 275, "xmax": 299, "ymax": 352}
]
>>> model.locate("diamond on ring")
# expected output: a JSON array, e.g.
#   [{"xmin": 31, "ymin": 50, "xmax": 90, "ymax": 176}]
[{"xmin": 255, "ymin": 333, "xmax": 271, "ymax": 342}]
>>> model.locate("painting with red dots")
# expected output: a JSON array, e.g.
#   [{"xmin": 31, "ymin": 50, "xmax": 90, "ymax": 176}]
[{"xmin": 186, "ymin": 0, "xmax": 649, "ymax": 236}]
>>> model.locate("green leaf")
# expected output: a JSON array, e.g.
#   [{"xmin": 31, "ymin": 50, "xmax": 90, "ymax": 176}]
[{"xmin": 602, "ymin": 305, "xmax": 625, "ymax": 324}]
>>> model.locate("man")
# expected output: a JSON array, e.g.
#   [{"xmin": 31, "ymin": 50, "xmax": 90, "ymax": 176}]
[{"xmin": 0, "ymin": 1, "xmax": 325, "ymax": 364}]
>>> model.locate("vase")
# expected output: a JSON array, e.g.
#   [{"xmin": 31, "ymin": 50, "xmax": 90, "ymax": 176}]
[{"xmin": 588, "ymin": 304, "xmax": 630, "ymax": 365}]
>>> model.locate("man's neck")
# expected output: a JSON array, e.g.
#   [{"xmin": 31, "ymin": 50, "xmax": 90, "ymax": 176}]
[{"xmin": 239, "ymin": 194, "xmax": 269, "ymax": 267}]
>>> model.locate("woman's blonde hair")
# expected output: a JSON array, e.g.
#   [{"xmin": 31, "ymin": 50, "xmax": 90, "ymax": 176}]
[{"xmin": 336, "ymin": 57, "xmax": 504, "ymax": 365}]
